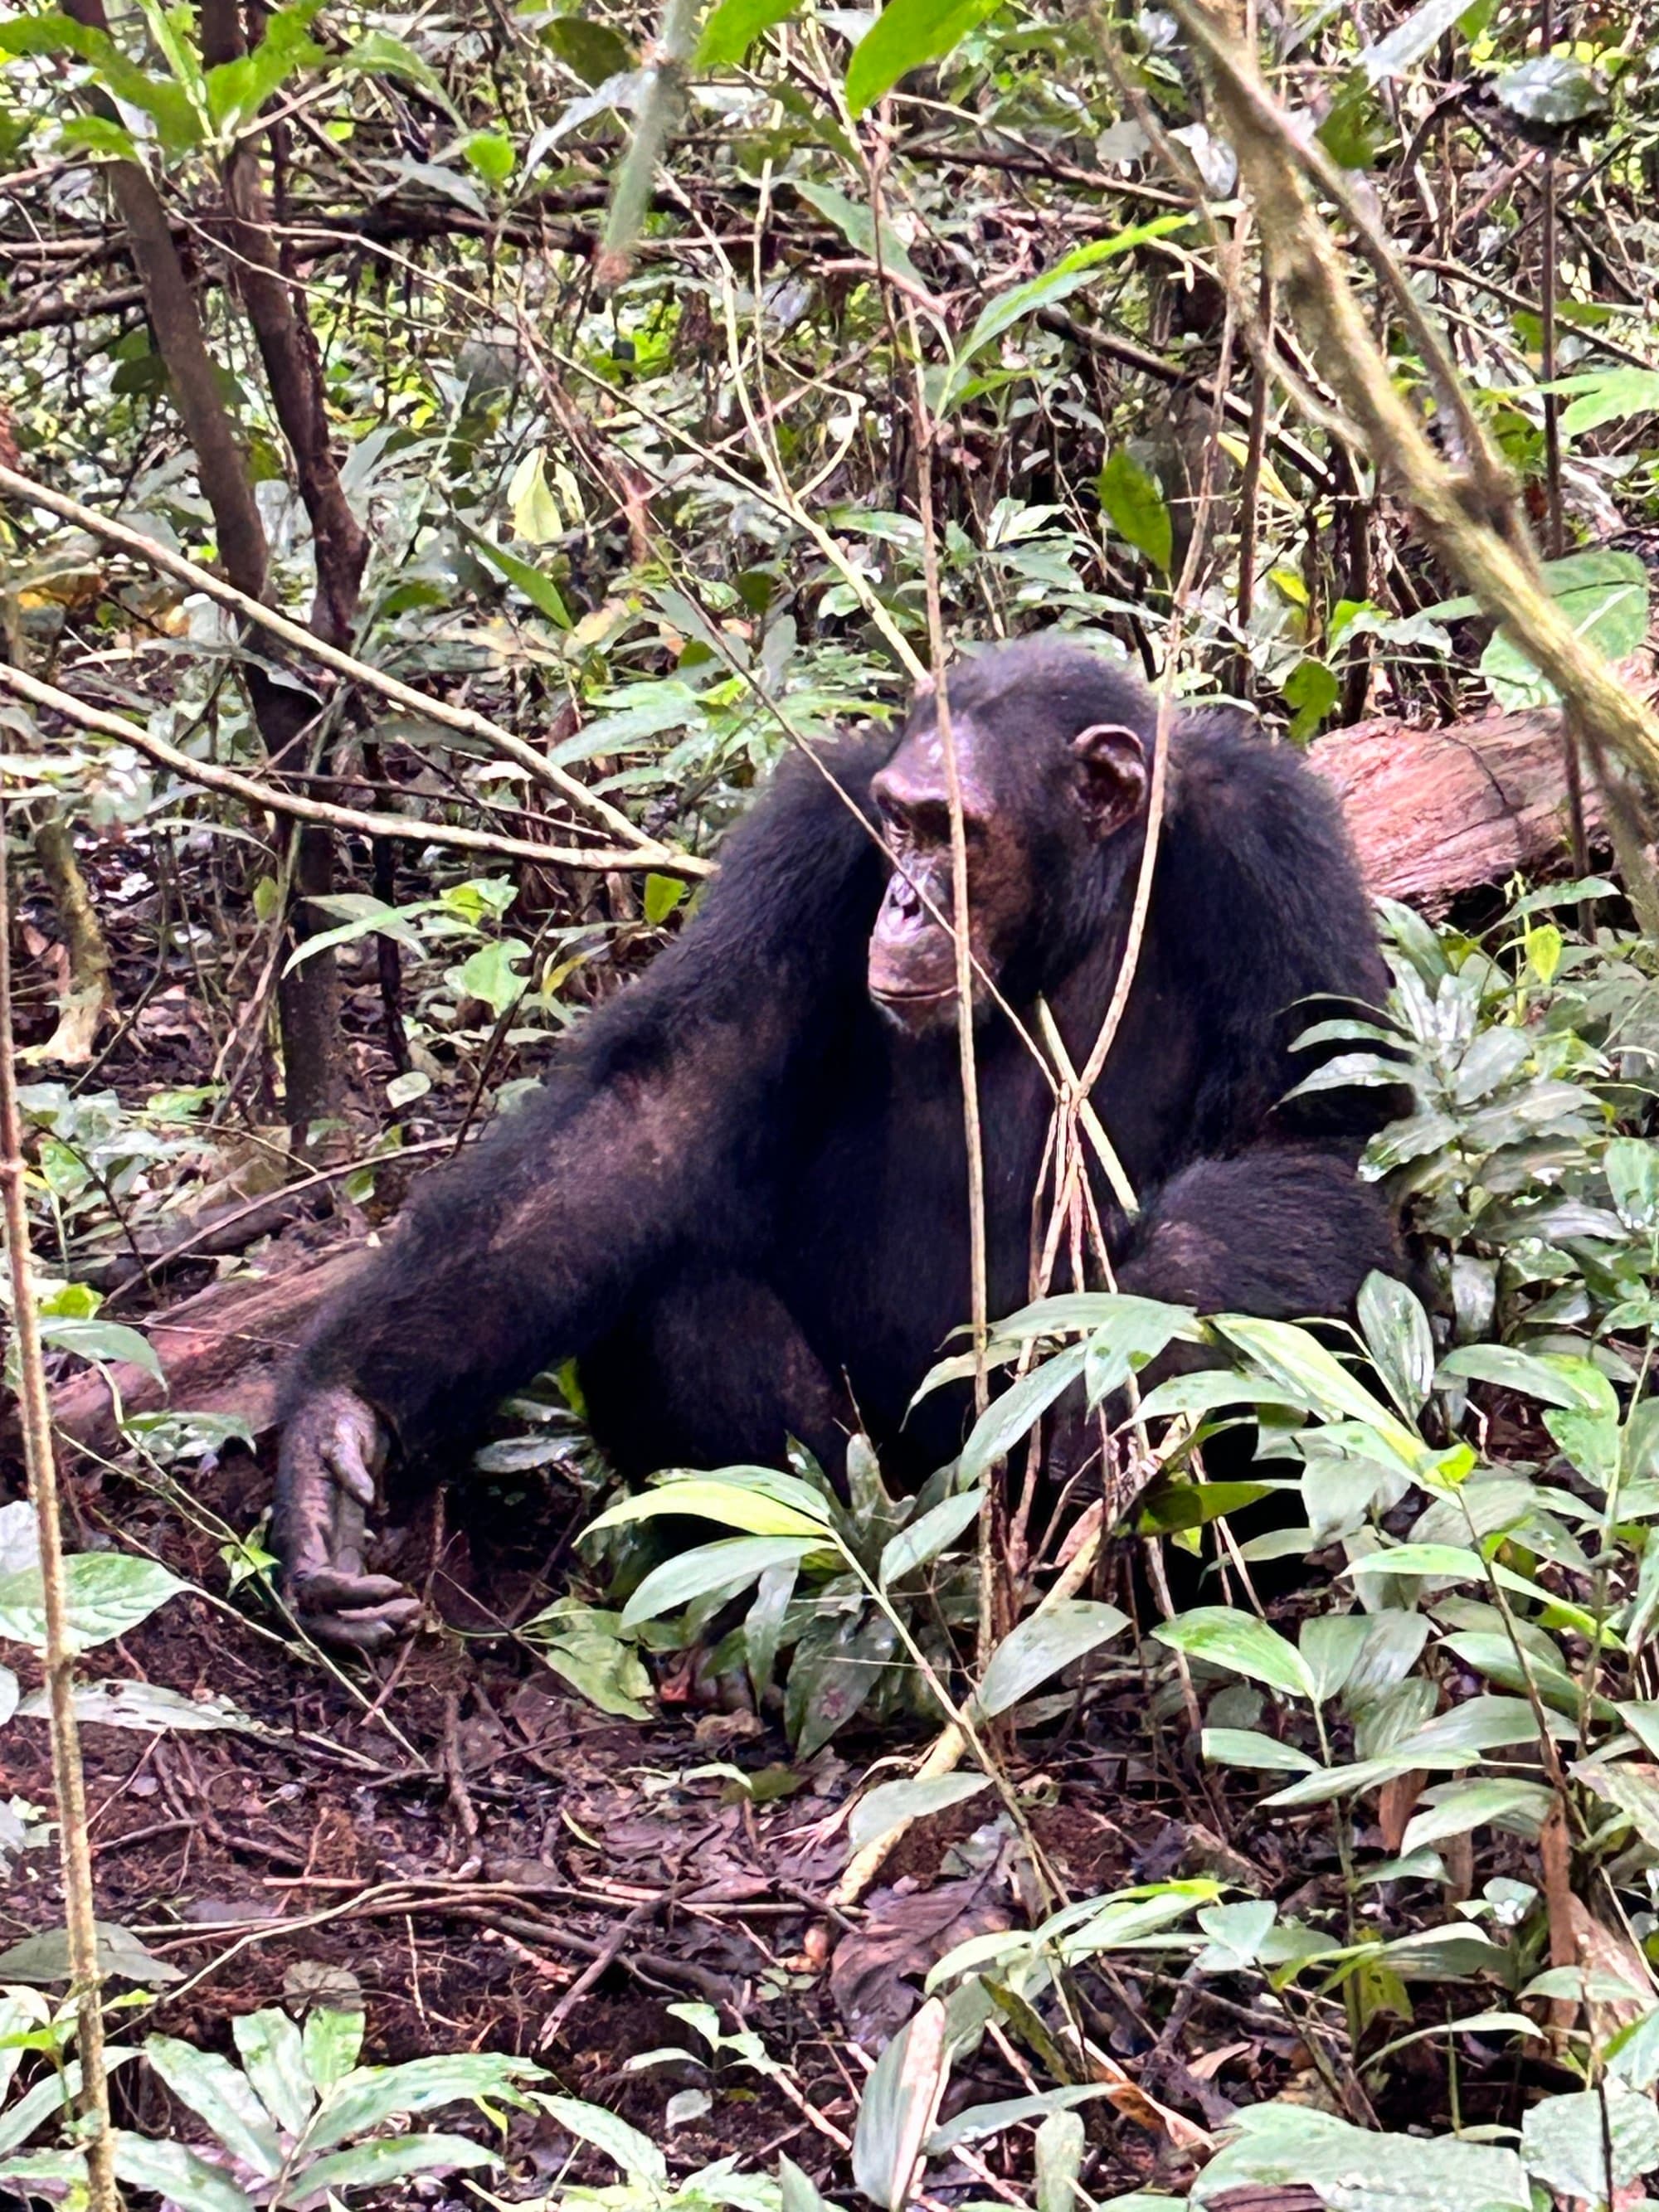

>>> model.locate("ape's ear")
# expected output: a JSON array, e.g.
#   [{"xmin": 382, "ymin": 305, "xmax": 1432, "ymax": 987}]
[{"xmin": 1072, "ymin": 722, "xmax": 1149, "ymax": 839}]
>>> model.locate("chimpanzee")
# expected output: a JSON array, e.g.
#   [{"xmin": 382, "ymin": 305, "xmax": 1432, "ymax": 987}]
[{"xmin": 275, "ymin": 634, "xmax": 1400, "ymax": 1648}]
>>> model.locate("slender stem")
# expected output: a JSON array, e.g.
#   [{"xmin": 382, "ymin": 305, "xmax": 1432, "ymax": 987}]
[
  {"xmin": 0, "ymin": 799, "xmax": 117, "ymax": 2211},
  {"xmin": 0, "ymin": 464, "xmax": 669, "ymax": 858},
  {"xmin": 0, "ymin": 663, "xmax": 690, "ymax": 877}
]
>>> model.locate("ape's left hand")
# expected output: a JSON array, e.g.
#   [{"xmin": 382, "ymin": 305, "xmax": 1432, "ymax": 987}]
[{"xmin": 275, "ymin": 1388, "xmax": 421, "ymax": 1652}]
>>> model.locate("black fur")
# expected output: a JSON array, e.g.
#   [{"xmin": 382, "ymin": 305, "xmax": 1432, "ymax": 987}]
[{"xmin": 285, "ymin": 636, "xmax": 1399, "ymax": 1498}]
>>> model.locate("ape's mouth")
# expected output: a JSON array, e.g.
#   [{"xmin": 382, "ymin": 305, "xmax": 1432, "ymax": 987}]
[{"xmin": 869, "ymin": 982, "xmax": 956, "ymax": 1004}]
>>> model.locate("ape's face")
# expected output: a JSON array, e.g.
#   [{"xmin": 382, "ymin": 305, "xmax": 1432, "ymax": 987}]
[{"xmin": 868, "ymin": 693, "xmax": 1149, "ymax": 1035}]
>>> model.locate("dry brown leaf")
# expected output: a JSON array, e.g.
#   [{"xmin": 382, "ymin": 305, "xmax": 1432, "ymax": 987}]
[{"xmin": 1377, "ymin": 1768, "xmax": 1426, "ymax": 1853}]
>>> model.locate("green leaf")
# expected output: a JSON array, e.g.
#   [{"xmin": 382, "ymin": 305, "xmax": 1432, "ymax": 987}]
[
  {"xmin": 111, "ymin": 2134, "xmax": 252, "ymax": 2212},
  {"xmin": 310, "ymin": 2052, "xmax": 539, "ymax": 2154},
  {"xmin": 779, "ymin": 2153, "xmax": 834, "ymax": 2212},
  {"xmin": 508, "ymin": 449, "xmax": 563, "ymax": 544},
  {"xmin": 1553, "ymin": 367, "xmax": 1659, "ymax": 439},
  {"xmin": 1357, "ymin": 1272, "xmax": 1434, "ymax": 1420},
  {"xmin": 38, "ymin": 1315, "xmax": 161, "ymax": 1380},
  {"xmin": 951, "ymin": 219, "xmax": 1189, "ymax": 382},
  {"xmin": 793, "ymin": 178, "xmax": 923, "ymax": 290},
  {"xmin": 927, "ymin": 2084, "xmax": 1116, "ymax": 2155},
  {"xmin": 231, "ymin": 2009, "xmax": 312, "ymax": 2138},
  {"xmin": 1436, "ymin": 1342, "xmax": 1617, "ymax": 1413},
  {"xmin": 1522, "ymin": 2085, "xmax": 1659, "ymax": 2201},
  {"xmin": 851, "ymin": 1996, "xmax": 949, "ymax": 2210},
  {"xmin": 469, "ymin": 532, "xmax": 572, "ymax": 628},
  {"xmin": 959, "ymin": 1344, "xmax": 1086, "ymax": 1485},
  {"xmin": 453, "ymin": 940, "xmax": 528, "ymax": 1016},
  {"xmin": 644, "ymin": 873, "xmax": 688, "ymax": 925},
  {"xmin": 302, "ymin": 2007, "xmax": 363, "ymax": 2093},
  {"xmin": 589, "ymin": 1476, "xmax": 832, "ymax": 1540},
  {"xmin": 1607, "ymin": 1136, "xmax": 1659, "ymax": 1231},
  {"xmin": 1216, "ymin": 1315, "xmax": 1418, "ymax": 1449},
  {"xmin": 1400, "ymin": 1778, "xmax": 1554, "ymax": 1855},
  {"xmin": 1036, "ymin": 2107, "xmax": 1087, "ymax": 2212},
  {"xmin": 1200, "ymin": 1727, "xmax": 1319, "ymax": 1773},
  {"xmin": 0, "ymin": 1921, "xmax": 182, "ymax": 1985},
  {"xmin": 745, "ymin": 1558, "xmax": 795, "ymax": 1708},
  {"xmin": 462, "ymin": 128, "xmax": 514, "ymax": 182},
  {"xmin": 1097, "ymin": 448, "xmax": 1172, "ymax": 575},
  {"xmin": 697, "ymin": 0, "xmax": 800, "ymax": 65},
  {"xmin": 1480, "ymin": 551, "xmax": 1649, "ymax": 710},
  {"xmin": 0, "ymin": 1553, "xmax": 186, "ymax": 1654},
  {"xmin": 1574, "ymin": 1758, "xmax": 1659, "ymax": 1853},
  {"xmin": 203, "ymin": 2, "xmax": 324, "ymax": 134},
  {"xmin": 620, "ymin": 1534, "xmax": 819, "ymax": 1627},
  {"xmin": 973, "ymin": 1598, "xmax": 1128, "ymax": 1719},
  {"xmin": 1299, "ymin": 1614, "xmax": 1374, "ymax": 1704},
  {"xmin": 1283, "ymin": 656, "xmax": 1339, "ymax": 743},
  {"xmin": 1496, "ymin": 54, "xmax": 1608, "ymax": 126},
  {"xmin": 1360, "ymin": 0, "xmax": 1477, "ymax": 80},
  {"xmin": 301, "ymin": 2135, "xmax": 500, "ymax": 2198},
  {"xmin": 533, "ymin": 2096, "xmax": 664, "ymax": 2183},
  {"xmin": 1190, "ymin": 2100, "xmax": 1530, "ymax": 2212},
  {"xmin": 1152, "ymin": 1606, "xmax": 1315, "ymax": 1701},
  {"xmin": 787, "ymin": 1603, "xmax": 898, "ymax": 1757},
  {"xmin": 878, "ymin": 1487, "xmax": 981, "ymax": 1586},
  {"xmin": 536, "ymin": 1626, "xmax": 653, "ymax": 1719},
  {"xmin": 144, "ymin": 2036, "xmax": 282, "ymax": 2180},
  {"xmin": 844, "ymin": 0, "xmax": 1003, "ymax": 115},
  {"xmin": 338, "ymin": 27, "xmax": 459, "ymax": 116},
  {"xmin": 848, "ymin": 1772, "xmax": 991, "ymax": 1852},
  {"xmin": 16, "ymin": 1679, "xmax": 255, "ymax": 1732}
]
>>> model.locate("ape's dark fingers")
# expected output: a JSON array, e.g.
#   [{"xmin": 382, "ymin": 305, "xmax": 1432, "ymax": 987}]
[
  {"xmin": 298, "ymin": 1594, "xmax": 424, "ymax": 1654},
  {"xmin": 294, "ymin": 1568, "xmax": 411, "ymax": 1610}
]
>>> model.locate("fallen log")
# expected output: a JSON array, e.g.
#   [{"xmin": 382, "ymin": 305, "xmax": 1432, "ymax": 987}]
[
  {"xmin": 51, "ymin": 1243, "xmax": 367, "ymax": 1457},
  {"xmin": 44, "ymin": 693, "xmax": 1618, "ymax": 1455},
  {"xmin": 1307, "ymin": 698, "xmax": 1608, "ymax": 907}
]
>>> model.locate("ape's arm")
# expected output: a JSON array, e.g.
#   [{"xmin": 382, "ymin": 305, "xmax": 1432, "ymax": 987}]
[{"xmin": 275, "ymin": 739, "xmax": 889, "ymax": 1647}]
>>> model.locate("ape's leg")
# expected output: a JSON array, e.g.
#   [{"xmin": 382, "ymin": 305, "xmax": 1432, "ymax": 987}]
[
  {"xmin": 582, "ymin": 1268, "xmax": 853, "ymax": 1480},
  {"xmin": 1115, "ymin": 1146, "xmax": 1399, "ymax": 1317}
]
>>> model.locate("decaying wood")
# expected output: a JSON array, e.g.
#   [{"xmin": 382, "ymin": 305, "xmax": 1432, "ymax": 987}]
[
  {"xmin": 51, "ymin": 1244, "xmax": 367, "ymax": 1456},
  {"xmin": 1307, "ymin": 698, "xmax": 1610, "ymax": 908},
  {"xmin": 44, "ymin": 694, "xmax": 1619, "ymax": 1453}
]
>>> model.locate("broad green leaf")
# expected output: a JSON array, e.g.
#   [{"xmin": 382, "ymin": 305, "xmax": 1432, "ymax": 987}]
[
  {"xmin": 644, "ymin": 873, "xmax": 687, "ymax": 925},
  {"xmin": 144, "ymin": 2037, "xmax": 281, "ymax": 2180},
  {"xmin": 462, "ymin": 128, "xmax": 514, "ymax": 182},
  {"xmin": 1343, "ymin": 1542, "xmax": 1483, "ymax": 1582},
  {"xmin": 1356, "ymin": 1272, "xmax": 1434, "ymax": 1419},
  {"xmin": 1401, "ymin": 1778, "xmax": 1553, "ymax": 1855},
  {"xmin": 1553, "ymin": 367, "xmax": 1659, "ymax": 439},
  {"xmin": 38, "ymin": 1315, "xmax": 161, "ymax": 1380},
  {"xmin": 231, "ymin": 2009, "xmax": 312, "ymax": 2138},
  {"xmin": 17, "ymin": 1679, "xmax": 251, "ymax": 1731},
  {"xmin": 779, "ymin": 2153, "xmax": 834, "ymax": 2212},
  {"xmin": 1607, "ymin": 1136, "xmax": 1659, "ymax": 1230},
  {"xmin": 927, "ymin": 2083, "xmax": 1112, "ymax": 2154},
  {"xmin": 0, "ymin": 1920, "xmax": 181, "ymax": 1985},
  {"xmin": 1496, "ymin": 54, "xmax": 1608, "ymax": 126},
  {"xmin": 1214, "ymin": 1315, "xmax": 1418, "ymax": 1451},
  {"xmin": 309, "ymin": 2053, "xmax": 540, "ymax": 2153},
  {"xmin": 1036, "ymin": 2107, "xmax": 1087, "ymax": 2212},
  {"xmin": 542, "ymin": 13, "xmax": 633, "ymax": 80},
  {"xmin": 793, "ymin": 178, "xmax": 923, "ymax": 290},
  {"xmin": 1097, "ymin": 448, "xmax": 1171, "ymax": 576},
  {"xmin": 338, "ymin": 27, "xmax": 459, "ymax": 116},
  {"xmin": 1299, "ymin": 1614, "xmax": 1373, "ymax": 1704},
  {"xmin": 851, "ymin": 1996, "xmax": 948, "ymax": 2210},
  {"xmin": 1190, "ymin": 2098, "xmax": 1530, "ymax": 2212},
  {"xmin": 1201, "ymin": 1727, "xmax": 1319, "ymax": 1773},
  {"xmin": 508, "ymin": 450, "xmax": 563, "ymax": 544},
  {"xmin": 878, "ymin": 1487, "xmax": 981, "ymax": 1586},
  {"xmin": 1196, "ymin": 1900, "xmax": 1277, "ymax": 1971},
  {"xmin": 302, "ymin": 2007, "xmax": 363, "ymax": 2093},
  {"xmin": 0, "ymin": 1554, "xmax": 186, "ymax": 1655},
  {"xmin": 1360, "ymin": 0, "xmax": 1475, "ymax": 78},
  {"xmin": 589, "ymin": 1478, "xmax": 831, "ymax": 1540},
  {"xmin": 620, "ymin": 1534, "xmax": 819, "ymax": 1626},
  {"xmin": 1574, "ymin": 1758, "xmax": 1659, "ymax": 1853},
  {"xmin": 1522, "ymin": 2085, "xmax": 1659, "ymax": 2201},
  {"xmin": 959, "ymin": 1344, "xmax": 1086, "ymax": 1485},
  {"xmin": 744, "ymin": 1558, "xmax": 795, "ymax": 1707},
  {"xmin": 697, "ymin": 0, "xmax": 800, "ymax": 62},
  {"xmin": 536, "ymin": 1626, "xmax": 652, "ymax": 1719},
  {"xmin": 203, "ymin": 1, "xmax": 324, "ymax": 134},
  {"xmin": 848, "ymin": 1772, "xmax": 991, "ymax": 1852},
  {"xmin": 469, "ymin": 533, "xmax": 571, "ymax": 628},
  {"xmin": 1151, "ymin": 1606, "xmax": 1314, "ymax": 1700},
  {"xmin": 111, "ymin": 2134, "xmax": 252, "ymax": 2212},
  {"xmin": 787, "ymin": 1604, "xmax": 898, "ymax": 1757},
  {"xmin": 973, "ymin": 1599, "xmax": 1129, "ymax": 1719},
  {"xmin": 1435, "ymin": 1341, "xmax": 1617, "ymax": 1413},
  {"xmin": 1480, "ymin": 551, "xmax": 1648, "ymax": 710},
  {"xmin": 844, "ymin": 0, "xmax": 1003, "ymax": 115},
  {"xmin": 951, "ymin": 219, "xmax": 1188, "ymax": 380},
  {"xmin": 300, "ymin": 2135, "xmax": 500, "ymax": 2198}
]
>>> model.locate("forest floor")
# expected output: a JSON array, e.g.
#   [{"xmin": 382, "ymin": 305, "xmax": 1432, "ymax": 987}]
[{"xmin": 0, "ymin": 1408, "xmax": 1555, "ymax": 2205}]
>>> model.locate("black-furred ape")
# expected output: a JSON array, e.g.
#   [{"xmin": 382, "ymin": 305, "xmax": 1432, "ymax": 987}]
[{"xmin": 276, "ymin": 634, "xmax": 1401, "ymax": 1647}]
